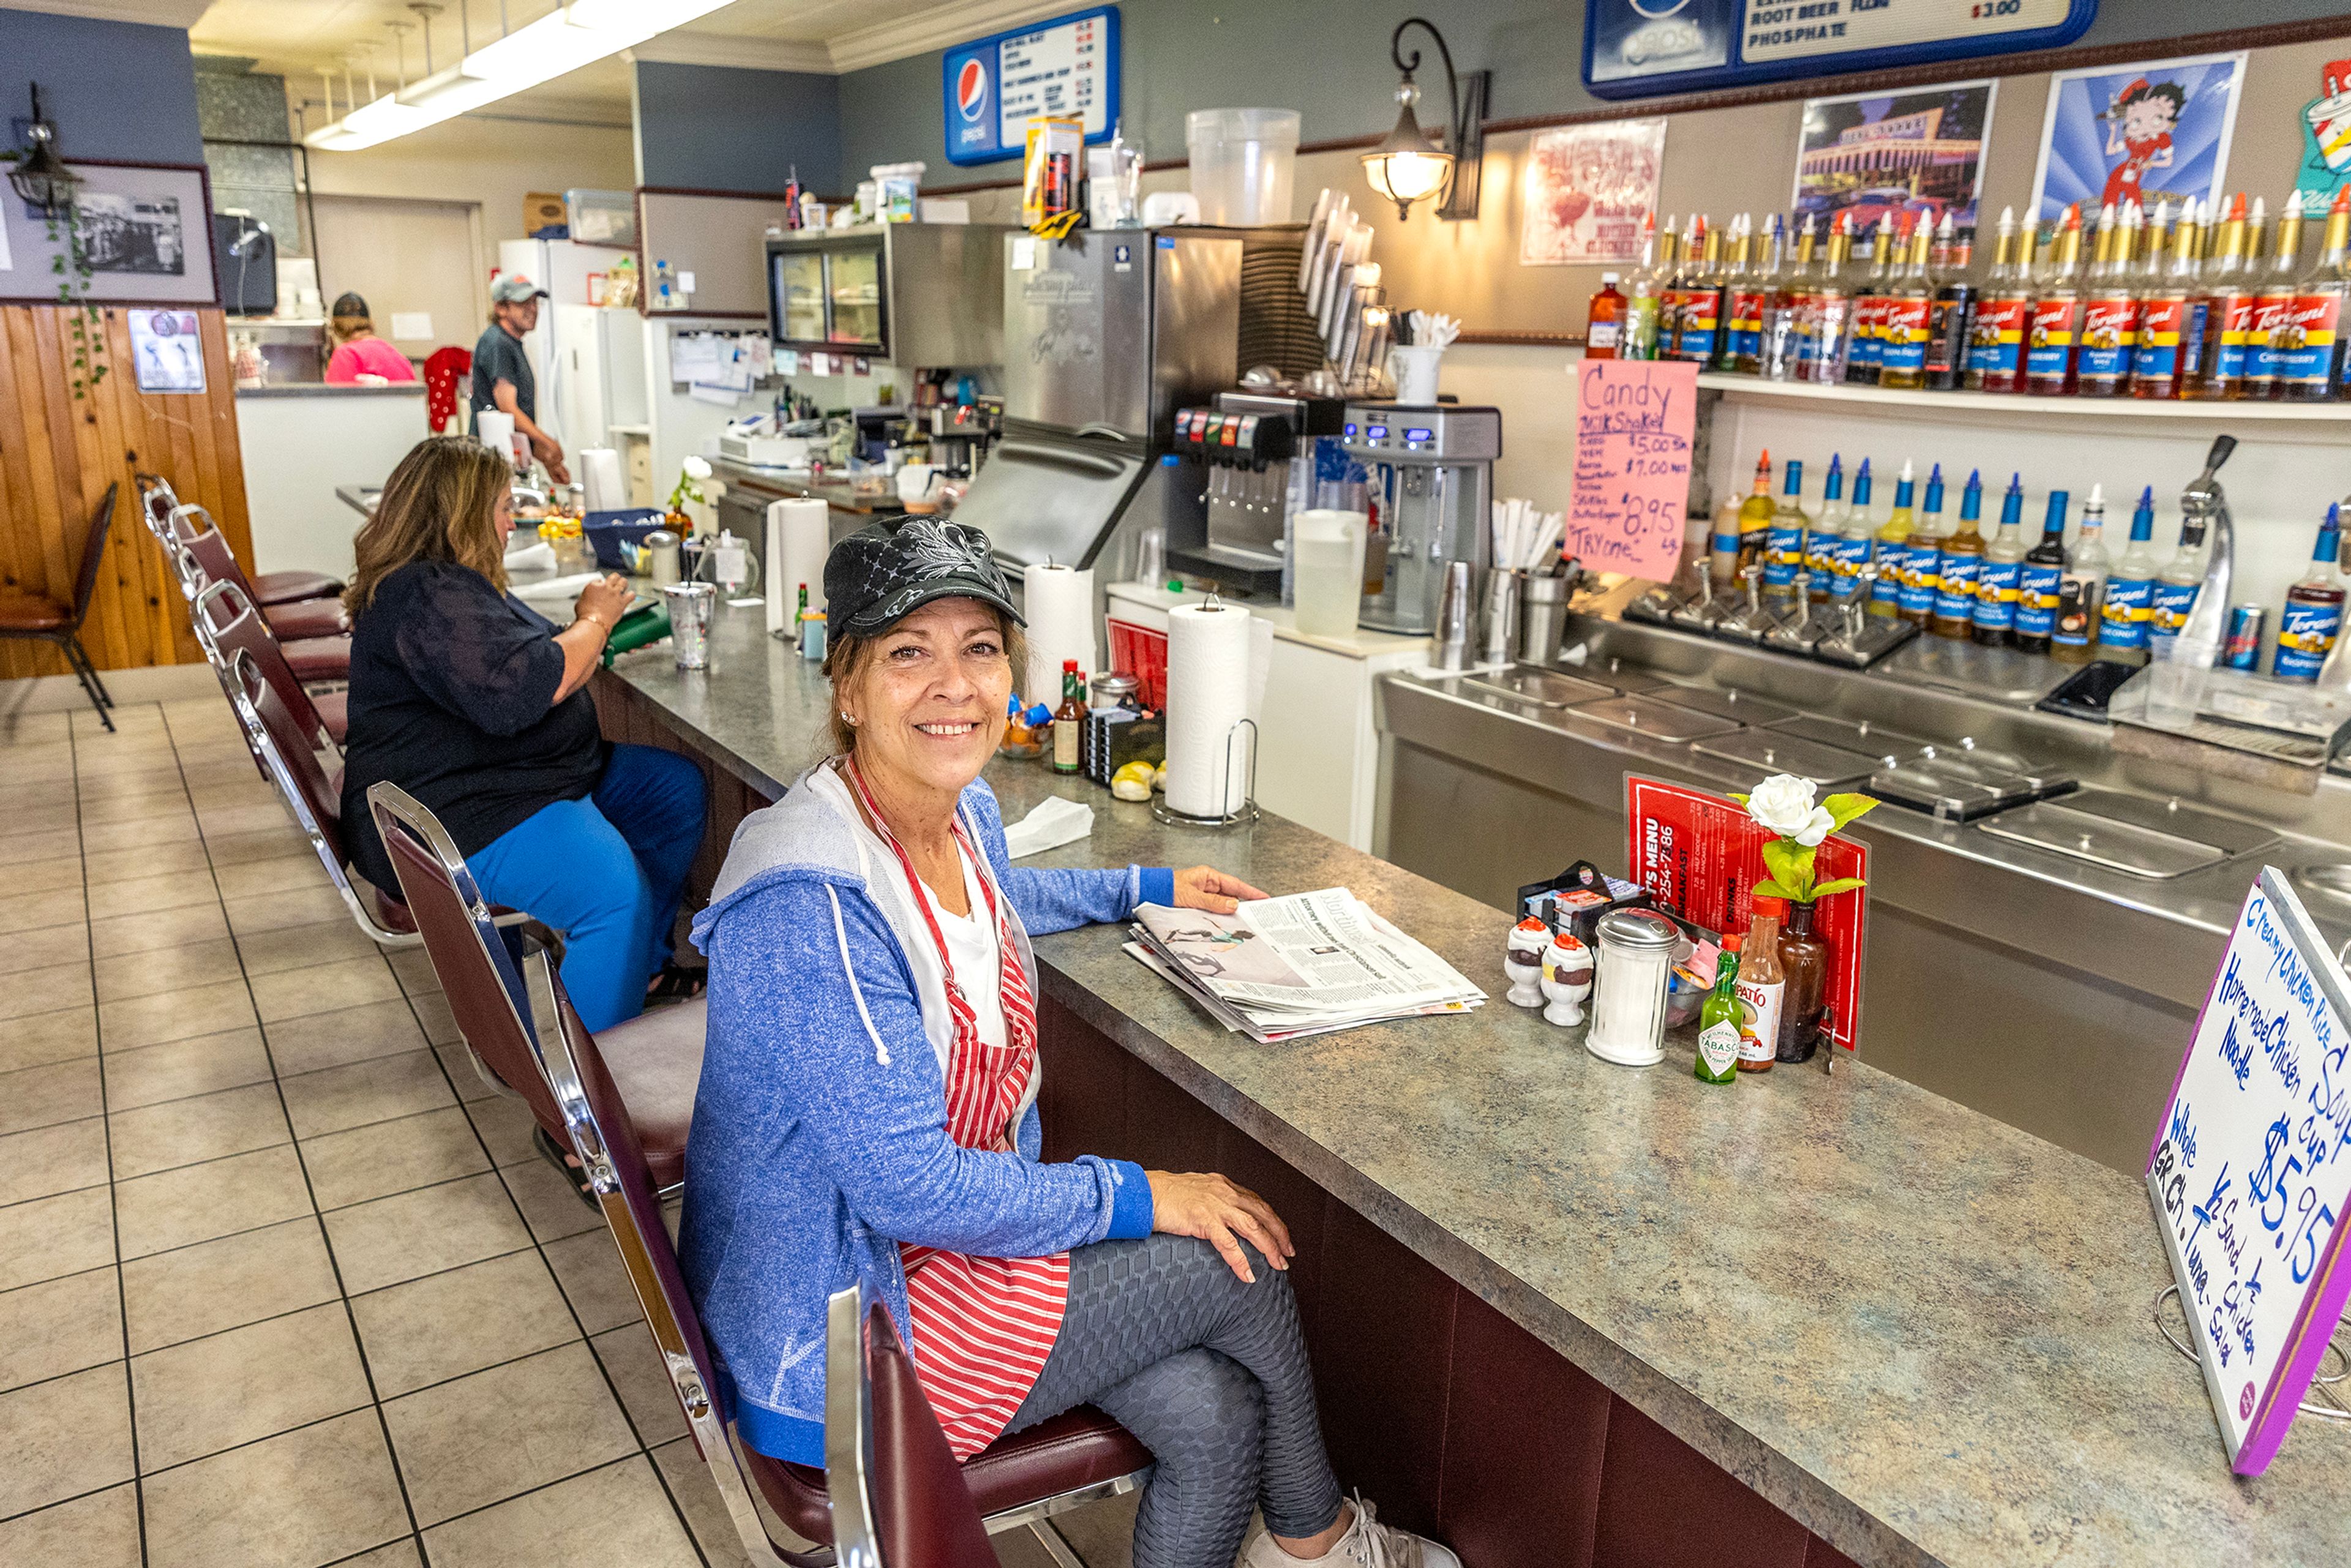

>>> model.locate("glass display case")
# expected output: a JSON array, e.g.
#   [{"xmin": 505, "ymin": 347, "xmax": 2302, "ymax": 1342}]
[{"xmin": 764, "ymin": 225, "xmax": 1013, "ymax": 367}]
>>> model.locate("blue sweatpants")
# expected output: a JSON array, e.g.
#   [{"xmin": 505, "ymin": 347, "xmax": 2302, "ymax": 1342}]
[{"xmin": 468, "ymin": 743, "xmax": 707, "ymax": 1031}]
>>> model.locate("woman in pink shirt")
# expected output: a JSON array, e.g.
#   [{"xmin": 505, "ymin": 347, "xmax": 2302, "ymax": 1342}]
[{"xmin": 324, "ymin": 293, "xmax": 418, "ymax": 384}]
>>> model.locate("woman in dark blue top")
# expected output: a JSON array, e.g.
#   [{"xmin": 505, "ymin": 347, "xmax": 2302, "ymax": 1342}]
[{"xmin": 340, "ymin": 435, "xmax": 707, "ymax": 1030}]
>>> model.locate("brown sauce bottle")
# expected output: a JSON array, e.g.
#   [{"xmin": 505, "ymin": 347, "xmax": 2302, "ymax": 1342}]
[{"xmin": 1775, "ymin": 899, "xmax": 1831, "ymax": 1063}]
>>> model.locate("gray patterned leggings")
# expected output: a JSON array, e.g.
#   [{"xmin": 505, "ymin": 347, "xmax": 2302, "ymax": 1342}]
[{"xmin": 1005, "ymin": 1232, "xmax": 1344, "ymax": 1568}]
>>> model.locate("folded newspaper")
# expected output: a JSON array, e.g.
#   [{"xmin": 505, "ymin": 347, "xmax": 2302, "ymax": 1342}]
[{"xmin": 1126, "ymin": 888, "xmax": 1485, "ymax": 1043}]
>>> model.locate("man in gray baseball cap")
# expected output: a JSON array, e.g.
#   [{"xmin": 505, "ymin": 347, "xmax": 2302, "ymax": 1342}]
[{"xmin": 471, "ymin": 274, "xmax": 566, "ymax": 484}]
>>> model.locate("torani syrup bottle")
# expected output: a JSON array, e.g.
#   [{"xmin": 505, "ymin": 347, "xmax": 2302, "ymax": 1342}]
[
  {"xmin": 2276, "ymin": 505, "xmax": 2347, "ymax": 681},
  {"xmin": 1898, "ymin": 463, "xmax": 1948, "ymax": 626},
  {"xmin": 2098, "ymin": 486, "xmax": 2165, "ymax": 666},
  {"xmin": 1799, "ymin": 216, "xmax": 1855, "ymax": 384},
  {"xmin": 2135, "ymin": 197, "xmax": 2210, "ymax": 399},
  {"xmin": 1763, "ymin": 214, "xmax": 1815, "ymax": 381},
  {"xmin": 1968, "ymin": 207, "xmax": 2030, "ymax": 393},
  {"xmin": 1922, "ymin": 212, "xmax": 1977, "ymax": 392},
  {"xmin": 1764, "ymin": 457, "xmax": 1809, "ymax": 607},
  {"xmin": 1932, "ymin": 470, "xmax": 1985, "ymax": 639},
  {"xmin": 1837, "ymin": 458, "xmax": 1879, "ymax": 594},
  {"xmin": 2014, "ymin": 489, "xmax": 2071, "ymax": 655},
  {"xmin": 2026, "ymin": 204, "xmax": 2087, "ymax": 396},
  {"xmin": 2150, "ymin": 506, "xmax": 2213, "ymax": 651},
  {"xmin": 2247, "ymin": 192, "xmax": 2306, "ymax": 399},
  {"xmin": 1808, "ymin": 454, "xmax": 1847, "ymax": 602},
  {"xmin": 1869, "ymin": 459, "xmax": 1915, "ymax": 619},
  {"xmin": 1973, "ymin": 474, "xmax": 2030, "ymax": 647},
  {"xmin": 2184, "ymin": 193, "xmax": 2254, "ymax": 400},
  {"xmin": 2079, "ymin": 200, "xmax": 2149, "ymax": 397},
  {"xmin": 1878, "ymin": 219, "xmax": 1936, "ymax": 391},
  {"xmin": 2053, "ymin": 484, "xmax": 2110, "ymax": 662},
  {"xmin": 2279, "ymin": 186, "xmax": 2350, "ymax": 401}
]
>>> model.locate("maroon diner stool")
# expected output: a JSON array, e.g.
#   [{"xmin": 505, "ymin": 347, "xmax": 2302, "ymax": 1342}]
[
  {"xmin": 192, "ymin": 582, "xmax": 348, "ymax": 747},
  {"xmin": 178, "ymin": 522, "xmax": 350, "ymax": 640},
  {"xmin": 217, "ymin": 645, "xmax": 419, "ymax": 947},
  {"xmin": 137, "ymin": 477, "xmax": 203, "ymax": 602},
  {"xmin": 825, "ymin": 1288, "xmax": 999, "ymax": 1568},
  {"xmin": 0, "ymin": 481, "xmax": 117, "ymax": 730},
  {"xmin": 163, "ymin": 498, "xmax": 343, "ymax": 609},
  {"xmin": 366, "ymin": 781, "xmax": 702, "ymax": 1190},
  {"xmin": 529, "ymin": 952, "xmax": 1153, "ymax": 1568}
]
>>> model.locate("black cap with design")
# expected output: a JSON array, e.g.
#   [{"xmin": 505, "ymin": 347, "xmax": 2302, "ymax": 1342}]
[{"xmin": 823, "ymin": 515, "xmax": 1024, "ymax": 637}]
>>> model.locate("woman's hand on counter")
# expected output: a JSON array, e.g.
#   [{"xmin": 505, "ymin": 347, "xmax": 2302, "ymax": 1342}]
[
  {"xmin": 552, "ymin": 574, "xmax": 632, "ymax": 699},
  {"xmin": 1169, "ymin": 866, "xmax": 1269, "ymax": 915},
  {"xmin": 1145, "ymin": 1170, "xmax": 1294, "ymax": 1283}
]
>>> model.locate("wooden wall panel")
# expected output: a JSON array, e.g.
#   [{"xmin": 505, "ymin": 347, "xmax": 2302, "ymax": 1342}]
[{"xmin": 0, "ymin": 304, "xmax": 253, "ymax": 678}]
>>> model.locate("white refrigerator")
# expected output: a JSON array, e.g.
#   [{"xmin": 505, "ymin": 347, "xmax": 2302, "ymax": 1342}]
[{"xmin": 494, "ymin": 238, "xmax": 648, "ymax": 457}]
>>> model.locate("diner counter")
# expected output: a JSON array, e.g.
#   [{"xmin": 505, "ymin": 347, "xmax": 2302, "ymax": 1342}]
[
  {"xmin": 709, "ymin": 454, "xmax": 904, "ymax": 517},
  {"xmin": 597, "ymin": 602, "xmax": 2351, "ymax": 1566}
]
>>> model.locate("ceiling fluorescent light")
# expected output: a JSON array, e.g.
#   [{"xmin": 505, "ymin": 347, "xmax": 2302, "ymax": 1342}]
[{"xmin": 305, "ymin": 0, "xmax": 732, "ymax": 151}]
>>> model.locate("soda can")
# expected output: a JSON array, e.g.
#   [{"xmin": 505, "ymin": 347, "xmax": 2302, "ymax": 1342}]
[{"xmin": 2224, "ymin": 603, "xmax": 2265, "ymax": 671}]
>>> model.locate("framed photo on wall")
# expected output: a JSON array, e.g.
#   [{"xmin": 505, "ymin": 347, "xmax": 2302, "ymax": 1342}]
[
  {"xmin": 2030, "ymin": 52, "xmax": 2249, "ymax": 223},
  {"xmin": 0, "ymin": 160, "xmax": 218, "ymax": 306},
  {"xmin": 1520, "ymin": 118, "xmax": 1668, "ymax": 266},
  {"xmin": 1792, "ymin": 80, "xmax": 1996, "ymax": 241}
]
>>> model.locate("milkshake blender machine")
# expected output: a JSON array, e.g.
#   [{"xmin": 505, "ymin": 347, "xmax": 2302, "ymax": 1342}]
[{"xmin": 1341, "ymin": 402, "xmax": 1503, "ymax": 635}]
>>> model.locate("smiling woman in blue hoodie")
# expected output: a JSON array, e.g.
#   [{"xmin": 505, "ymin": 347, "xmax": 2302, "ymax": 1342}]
[{"xmin": 683, "ymin": 518, "xmax": 1457, "ymax": 1568}]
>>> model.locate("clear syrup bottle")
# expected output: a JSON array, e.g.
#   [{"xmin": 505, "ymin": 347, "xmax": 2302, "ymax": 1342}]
[
  {"xmin": 2053, "ymin": 484, "xmax": 2110, "ymax": 662},
  {"xmin": 2096, "ymin": 486, "xmax": 2167, "ymax": 666},
  {"xmin": 1807, "ymin": 454, "xmax": 1847, "ymax": 602}
]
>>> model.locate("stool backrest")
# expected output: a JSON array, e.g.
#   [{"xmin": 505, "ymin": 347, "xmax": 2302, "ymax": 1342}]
[
  {"xmin": 367, "ymin": 784, "xmax": 568, "ymax": 1139},
  {"xmin": 530, "ymin": 950, "xmax": 793, "ymax": 1566},
  {"xmin": 133, "ymin": 478, "xmax": 201, "ymax": 601},
  {"xmin": 192, "ymin": 580, "xmax": 331, "ymax": 754},
  {"xmin": 178, "ymin": 516, "xmax": 257, "ymax": 601},
  {"xmin": 852, "ymin": 1297, "xmax": 999, "ymax": 1568}
]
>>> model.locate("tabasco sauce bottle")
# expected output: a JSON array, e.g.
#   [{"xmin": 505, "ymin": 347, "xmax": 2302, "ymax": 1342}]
[
  {"xmin": 1673, "ymin": 217, "xmax": 1727, "ymax": 364},
  {"xmin": 2025, "ymin": 204, "xmax": 2087, "ymax": 396},
  {"xmin": 2183, "ymin": 193, "xmax": 2254, "ymax": 400},
  {"xmin": 1729, "ymin": 213, "xmax": 1779, "ymax": 374},
  {"xmin": 1967, "ymin": 207, "xmax": 2030, "ymax": 394},
  {"xmin": 2279, "ymin": 185, "xmax": 2350, "ymax": 402},
  {"xmin": 1922, "ymin": 211, "xmax": 1976, "ymax": 391},
  {"xmin": 1877, "ymin": 220, "xmax": 1936, "ymax": 390},
  {"xmin": 2135, "ymin": 198, "xmax": 2210, "ymax": 399},
  {"xmin": 1845, "ymin": 214, "xmax": 1898, "ymax": 384},
  {"xmin": 1695, "ymin": 939, "xmax": 1742, "ymax": 1085},
  {"xmin": 2247, "ymin": 192, "xmax": 2306, "ymax": 399},
  {"xmin": 2079, "ymin": 200, "xmax": 2150, "ymax": 397},
  {"xmin": 1799, "ymin": 217, "xmax": 1854, "ymax": 385},
  {"xmin": 1763, "ymin": 213, "xmax": 1815, "ymax": 380},
  {"xmin": 1051, "ymin": 659, "xmax": 1087, "ymax": 775}
]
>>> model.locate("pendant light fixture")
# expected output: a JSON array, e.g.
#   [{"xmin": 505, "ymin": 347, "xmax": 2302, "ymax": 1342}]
[
  {"xmin": 1359, "ymin": 18, "xmax": 1488, "ymax": 223},
  {"xmin": 8, "ymin": 85, "xmax": 83, "ymax": 219}
]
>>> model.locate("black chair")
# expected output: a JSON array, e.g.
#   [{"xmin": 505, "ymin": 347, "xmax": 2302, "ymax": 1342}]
[{"xmin": 0, "ymin": 482, "xmax": 118, "ymax": 729}]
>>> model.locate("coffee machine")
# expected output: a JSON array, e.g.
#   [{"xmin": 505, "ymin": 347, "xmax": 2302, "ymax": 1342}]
[{"xmin": 1340, "ymin": 402, "xmax": 1502, "ymax": 636}]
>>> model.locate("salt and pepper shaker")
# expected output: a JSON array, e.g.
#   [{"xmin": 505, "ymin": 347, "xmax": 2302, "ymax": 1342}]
[
  {"xmin": 1504, "ymin": 918, "xmax": 1549, "ymax": 1008},
  {"xmin": 1539, "ymin": 931, "xmax": 1593, "ymax": 1027}
]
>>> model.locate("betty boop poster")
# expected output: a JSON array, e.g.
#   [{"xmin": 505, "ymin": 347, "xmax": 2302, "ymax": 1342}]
[{"xmin": 2030, "ymin": 51, "xmax": 2248, "ymax": 224}]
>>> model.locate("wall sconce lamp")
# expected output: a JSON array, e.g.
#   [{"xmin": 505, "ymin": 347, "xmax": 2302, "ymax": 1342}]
[
  {"xmin": 8, "ymin": 85, "xmax": 83, "ymax": 218},
  {"xmin": 1359, "ymin": 18, "xmax": 1489, "ymax": 222}
]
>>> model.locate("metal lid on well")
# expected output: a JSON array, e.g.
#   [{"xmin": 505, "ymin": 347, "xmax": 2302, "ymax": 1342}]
[{"xmin": 1594, "ymin": 909, "xmax": 1679, "ymax": 951}]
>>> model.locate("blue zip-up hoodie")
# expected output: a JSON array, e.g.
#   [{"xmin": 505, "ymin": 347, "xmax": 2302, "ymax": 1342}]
[{"xmin": 682, "ymin": 768, "xmax": 1171, "ymax": 1465}]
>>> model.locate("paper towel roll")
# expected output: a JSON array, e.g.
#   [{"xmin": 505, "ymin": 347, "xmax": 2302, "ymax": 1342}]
[
  {"xmin": 473, "ymin": 409, "xmax": 516, "ymax": 468},
  {"xmin": 577, "ymin": 448, "xmax": 625, "ymax": 512},
  {"xmin": 1164, "ymin": 602, "xmax": 1256, "ymax": 819},
  {"xmin": 765, "ymin": 498, "xmax": 831, "ymax": 639},
  {"xmin": 1022, "ymin": 563, "xmax": 1099, "ymax": 709}
]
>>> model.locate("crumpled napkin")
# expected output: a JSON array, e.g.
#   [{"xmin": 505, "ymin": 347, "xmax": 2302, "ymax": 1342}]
[{"xmin": 1003, "ymin": 796, "xmax": 1095, "ymax": 860}]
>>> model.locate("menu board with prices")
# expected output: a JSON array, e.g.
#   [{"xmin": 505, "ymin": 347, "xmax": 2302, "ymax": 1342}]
[
  {"xmin": 1566, "ymin": 358, "xmax": 1698, "ymax": 583},
  {"xmin": 2148, "ymin": 868, "xmax": 2351, "ymax": 1476},
  {"xmin": 942, "ymin": 7, "xmax": 1120, "ymax": 167},
  {"xmin": 1584, "ymin": 0, "xmax": 2096, "ymax": 99}
]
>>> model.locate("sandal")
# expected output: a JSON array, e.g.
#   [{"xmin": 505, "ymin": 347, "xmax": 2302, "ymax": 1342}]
[
  {"xmin": 534, "ymin": 1125, "xmax": 600, "ymax": 1210},
  {"xmin": 643, "ymin": 961, "xmax": 708, "ymax": 1007}
]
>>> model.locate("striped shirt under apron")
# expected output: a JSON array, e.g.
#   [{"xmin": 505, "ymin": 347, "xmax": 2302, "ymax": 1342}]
[{"xmin": 844, "ymin": 759, "xmax": 1070, "ymax": 1460}]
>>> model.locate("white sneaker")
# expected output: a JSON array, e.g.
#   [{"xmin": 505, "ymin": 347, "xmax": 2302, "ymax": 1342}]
[{"xmin": 1240, "ymin": 1495, "xmax": 1461, "ymax": 1568}]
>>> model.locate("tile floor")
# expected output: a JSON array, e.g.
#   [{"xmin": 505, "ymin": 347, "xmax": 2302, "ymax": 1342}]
[{"xmin": 0, "ymin": 697, "xmax": 1140, "ymax": 1568}]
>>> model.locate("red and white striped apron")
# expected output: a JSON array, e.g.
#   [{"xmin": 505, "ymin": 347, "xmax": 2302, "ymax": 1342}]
[{"xmin": 845, "ymin": 760, "xmax": 1070, "ymax": 1460}]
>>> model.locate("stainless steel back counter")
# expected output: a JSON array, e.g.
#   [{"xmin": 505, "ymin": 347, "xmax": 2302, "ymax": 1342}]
[{"xmin": 1377, "ymin": 615, "xmax": 2351, "ymax": 1173}]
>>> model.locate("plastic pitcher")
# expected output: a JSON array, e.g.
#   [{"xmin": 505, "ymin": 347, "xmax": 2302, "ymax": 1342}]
[
  {"xmin": 1291, "ymin": 510, "xmax": 1368, "ymax": 637},
  {"xmin": 1187, "ymin": 108, "xmax": 1300, "ymax": 225}
]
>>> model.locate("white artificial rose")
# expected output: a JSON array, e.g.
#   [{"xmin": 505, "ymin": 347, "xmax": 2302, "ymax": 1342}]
[
  {"xmin": 1744, "ymin": 773, "xmax": 1819, "ymax": 839},
  {"xmin": 683, "ymin": 455, "xmax": 713, "ymax": 480},
  {"xmin": 1792, "ymin": 804, "xmax": 1835, "ymax": 847}
]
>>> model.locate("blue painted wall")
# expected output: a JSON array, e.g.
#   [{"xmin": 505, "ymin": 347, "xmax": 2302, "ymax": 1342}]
[
  {"xmin": 837, "ymin": 0, "xmax": 2351, "ymax": 179},
  {"xmin": 634, "ymin": 61, "xmax": 841, "ymax": 195},
  {"xmin": 0, "ymin": 6, "xmax": 203, "ymax": 166}
]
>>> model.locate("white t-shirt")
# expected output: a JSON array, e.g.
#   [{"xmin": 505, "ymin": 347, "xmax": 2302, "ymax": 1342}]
[{"xmin": 929, "ymin": 844, "xmax": 1008, "ymax": 1054}]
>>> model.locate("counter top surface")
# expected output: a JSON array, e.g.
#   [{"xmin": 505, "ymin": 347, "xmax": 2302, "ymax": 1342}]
[
  {"xmin": 601, "ymin": 606, "xmax": 2351, "ymax": 1567},
  {"xmin": 237, "ymin": 381, "xmax": 422, "ymax": 397},
  {"xmin": 710, "ymin": 456, "xmax": 899, "ymax": 516}
]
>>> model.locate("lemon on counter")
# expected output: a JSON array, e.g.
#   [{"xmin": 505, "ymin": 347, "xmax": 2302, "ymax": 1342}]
[{"xmin": 1111, "ymin": 761, "xmax": 1155, "ymax": 802}]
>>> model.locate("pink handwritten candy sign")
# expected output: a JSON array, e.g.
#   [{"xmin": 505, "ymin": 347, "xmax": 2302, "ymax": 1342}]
[{"xmin": 1565, "ymin": 358, "xmax": 1697, "ymax": 582}]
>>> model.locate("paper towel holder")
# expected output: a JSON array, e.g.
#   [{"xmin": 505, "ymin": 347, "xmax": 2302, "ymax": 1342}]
[{"xmin": 1152, "ymin": 716, "xmax": 1261, "ymax": 830}]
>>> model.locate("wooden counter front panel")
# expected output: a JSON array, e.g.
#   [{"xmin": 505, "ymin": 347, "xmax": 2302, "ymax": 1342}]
[{"xmin": 1037, "ymin": 995, "xmax": 1858, "ymax": 1568}]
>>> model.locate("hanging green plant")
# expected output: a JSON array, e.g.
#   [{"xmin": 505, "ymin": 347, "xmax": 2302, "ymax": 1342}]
[{"xmin": 48, "ymin": 204, "xmax": 111, "ymax": 401}]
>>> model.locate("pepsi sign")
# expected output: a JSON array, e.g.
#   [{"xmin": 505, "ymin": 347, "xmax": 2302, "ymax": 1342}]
[{"xmin": 940, "ymin": 6, "xmax": 1120, "ymax": 167}]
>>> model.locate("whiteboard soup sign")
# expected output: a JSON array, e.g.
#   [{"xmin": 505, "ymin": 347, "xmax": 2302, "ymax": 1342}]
[{"xmin": 2148, "ymin": 869, "xmax": 2351, "ymax": 1475}]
